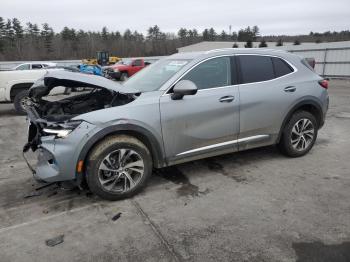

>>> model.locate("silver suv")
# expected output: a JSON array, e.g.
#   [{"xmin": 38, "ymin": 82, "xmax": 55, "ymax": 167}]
[{"xmin": 24, "ymin": 49, "xmax": 329, "ymax": 200}]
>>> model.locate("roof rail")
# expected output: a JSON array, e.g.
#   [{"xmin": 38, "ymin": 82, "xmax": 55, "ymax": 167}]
[
  {"xmin": 205, "ymin": 48, "xmax": 288, "ymax": 54},
  {"xmin": 205, "ymin": 48, "xmax": 236, "ymax": 54}
]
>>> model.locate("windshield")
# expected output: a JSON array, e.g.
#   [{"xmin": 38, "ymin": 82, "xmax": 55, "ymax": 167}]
[
  {"xmin": 15, "ymin": 64, "xmax": 30, "ymax": 70},
  {"xmin": 123, "ymin": 59, "xmax": 190, "ymax": 92},
  {"xmin": 118, "ymin": 59, "xmax": 132, "ymax": 65}
]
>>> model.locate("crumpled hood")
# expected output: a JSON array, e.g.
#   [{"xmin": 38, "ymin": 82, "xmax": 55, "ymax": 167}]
[{"xmin": 29, "ymin": 70, "xmax": 140, "ymax": 99}]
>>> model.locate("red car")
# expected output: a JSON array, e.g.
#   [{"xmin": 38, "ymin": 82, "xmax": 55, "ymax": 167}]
[{"xmin": 109, "ymin": 58, "xmax": 150, "ymax": 81}]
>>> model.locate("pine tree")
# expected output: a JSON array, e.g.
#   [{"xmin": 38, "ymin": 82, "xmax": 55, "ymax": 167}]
[
  {"xmin": 293, "ymin": 39, "xmax": 301, "ymax": 45},
  {"xmin": 208, "ymin": 28, "xmax": 216, "ymax": 41},
  {"xmin": 220, "ymin": 30, "xmax": 228, "ymax": 41},
  {"xmin": 245, "ymin": 39, "xmax": 253, "ymax": 48},
  {"xmin": 0, "ymin": 17, "xmax": 5, "ymax": 52},
  {"xmin": 202, "ymin": 29, "xmax": 209, "ymax": 41},
  {"xmin": 101, "ymin": 26, "xmax": 108, "ymax": 40},
  {"xmin": 259, "ymin": 39, "xmax": 267, "ymax": 47},
  {"xmin": 276, "ymin": 39, "xmax": 283, "ymax": 46},
  {"xmin": 12, "ymin": 18, "xmax": 23, "ymax": 38},
  {"xmin": 41, "ymin": 23, "xmax": 54, "ymax": 53}
]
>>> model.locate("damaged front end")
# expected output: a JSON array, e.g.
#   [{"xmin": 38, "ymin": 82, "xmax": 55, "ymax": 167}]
[{"xmin": 23, "ymin": 70, "xmax": 139, "ymax": 183}]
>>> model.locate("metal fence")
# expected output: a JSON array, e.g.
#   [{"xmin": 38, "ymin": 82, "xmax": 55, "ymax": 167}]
[{"xmin": 289, "ymin": 47, "xmax": 350, "ymax": 78}]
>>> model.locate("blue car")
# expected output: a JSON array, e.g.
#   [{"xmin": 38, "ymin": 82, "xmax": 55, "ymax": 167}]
[{"xmin": 78, "ymin": 64, "xmax": 103, "ymax": 76}]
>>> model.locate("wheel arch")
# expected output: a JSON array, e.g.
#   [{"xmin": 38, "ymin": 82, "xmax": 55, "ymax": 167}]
[
  {"xmin": 10, "ymin": 82, "xmax": 34, "ymax": 101},
  {"xmin": 75, "ymin": 124, "xmax": 166, "ymax": 187},
  {"xmin": 277, "ymin": 99, "xmax": 323, "ymax": 143}
]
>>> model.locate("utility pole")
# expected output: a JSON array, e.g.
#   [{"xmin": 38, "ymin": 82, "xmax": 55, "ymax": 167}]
[{"xmin": 229, "ymin": 25, "xmax": 232, "ymax": 35}]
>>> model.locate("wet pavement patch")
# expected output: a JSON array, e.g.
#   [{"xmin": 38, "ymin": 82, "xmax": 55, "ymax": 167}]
[
  {"xmin": 292, "ymin": 241, "xmax": 350, "ymax": 262},
  {"xmin": 207, "ymin": 160, "xmax": 247, "ymax": 182},
  {"xmin": 46, "ymin": 235, "xmax": 65, "ymax": 247},
  {"xmin": 155, "ymin": 167, "xmax": 209, "ymax": 197}
]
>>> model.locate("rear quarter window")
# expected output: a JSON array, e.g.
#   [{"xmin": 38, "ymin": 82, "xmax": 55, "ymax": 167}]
[{"xmin": 272, "ymin": 57, "xmax": 294, "ymax": 77}]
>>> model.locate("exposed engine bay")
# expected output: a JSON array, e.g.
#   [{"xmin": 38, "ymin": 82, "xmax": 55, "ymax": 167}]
[{"xmin": 32, "ymin": 87, "xmax": 135, "ymax": 122}]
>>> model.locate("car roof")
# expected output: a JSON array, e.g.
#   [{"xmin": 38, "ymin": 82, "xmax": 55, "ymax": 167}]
[{"xmin": 169, "ymin": 48, "xmax": 294, "ymax": 61}]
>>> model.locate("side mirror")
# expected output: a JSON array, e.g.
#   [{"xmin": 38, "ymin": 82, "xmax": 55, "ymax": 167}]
[{"xmin": 171, "ymin": 80, "xmax": 198, "ymax": 100}]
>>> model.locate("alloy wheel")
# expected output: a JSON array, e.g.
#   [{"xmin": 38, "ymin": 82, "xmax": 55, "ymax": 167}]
[
  {"xmin": 20, "ymin": 96, "xmax": 29, "ymax": 111},
  {"xmin": 290, "ymin": 118, "xmax": 315, "ymax": 151},
  {"xmin": 97, "ymin": 149, "xmax": 145, "ymax": 193}
]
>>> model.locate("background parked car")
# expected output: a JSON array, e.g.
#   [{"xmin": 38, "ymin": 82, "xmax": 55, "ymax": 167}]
[
  {"xmin": 108, "ymin": 58, "xmax": 151, "ymax": 81},
  {"xmin": 13, "ymin": 62, "xmax": 57, "ymax": 70},
  {"xmin": 0, "ymin": 66, "xmax": 61, "ymax": 114}
]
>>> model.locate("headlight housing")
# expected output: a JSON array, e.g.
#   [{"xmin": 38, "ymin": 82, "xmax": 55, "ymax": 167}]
[{"xmin": 43, "ymin": 120, "xmax": 82, "ymax": 138}]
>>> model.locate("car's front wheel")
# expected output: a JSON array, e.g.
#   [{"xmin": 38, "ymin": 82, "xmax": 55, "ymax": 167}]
[
  {"xmin": 86, "ymin": 135, "xmax": 152, "ymax": 200},
  {"xmin": 278, "ymin": 111, "xmax": 318, "ymax": 157},
  {"xmin": 13, "ymin": 90, "xmax": 30, "ymax": 115}
]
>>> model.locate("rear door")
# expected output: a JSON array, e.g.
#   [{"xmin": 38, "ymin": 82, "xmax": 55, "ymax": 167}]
[
  {"xmin": 236, "ymin": 55, "xmax": 297, "ymax": 150},
  {"xmin": 160, "ymin": 56, "xmax": 240, "ymax": 164}
]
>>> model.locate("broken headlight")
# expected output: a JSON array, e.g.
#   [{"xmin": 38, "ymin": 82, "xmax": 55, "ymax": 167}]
[{"xmin": 43, "ymin": 120, "xmax": 82, "ymax": 138}]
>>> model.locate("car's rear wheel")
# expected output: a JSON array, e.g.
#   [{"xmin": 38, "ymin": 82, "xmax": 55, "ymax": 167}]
[
  {"xmin": 13, "ymin": 90, "xmax": 30, "ymax": 115},
  {"xmin": 86, "ymin": 135, "xmax": 152, "ymax": 200},
  {"xmin": 278, "ymin": 111, "xmax": 318, "ymax": 157}
]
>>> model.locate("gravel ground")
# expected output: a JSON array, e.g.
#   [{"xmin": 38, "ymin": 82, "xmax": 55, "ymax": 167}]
[{"xmin": 0, "ymin": 79, "xmax": 349, "ymax": 262}]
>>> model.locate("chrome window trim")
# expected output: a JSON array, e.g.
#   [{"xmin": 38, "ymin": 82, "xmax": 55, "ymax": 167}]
[
  {"xmin": 176, "ymin": 135, "xmax": 269, "ymax": 156},
  {"xmin": 161, "ymin": 53, "xmax": 298, "ymax": 96}
]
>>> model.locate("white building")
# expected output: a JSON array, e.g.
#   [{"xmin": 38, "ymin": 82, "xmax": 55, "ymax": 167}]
[{"xmin": 177, "ymin": 41, "xmax": 350, "ymax": 78}]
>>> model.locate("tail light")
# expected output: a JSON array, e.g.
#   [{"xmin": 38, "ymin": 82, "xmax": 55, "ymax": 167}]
[{"xmin": 318, "ymin": 79, "xmax": 329, "ymax": 89}]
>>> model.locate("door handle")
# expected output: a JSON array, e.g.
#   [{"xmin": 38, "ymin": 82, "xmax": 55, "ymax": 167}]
[
  {"xmin": 284, "ymin": 86, "xmax": 296, "ymax": 92},
  {"xmin": 219, "ymin": 96, "xmax": 235, "ymax": 103}
]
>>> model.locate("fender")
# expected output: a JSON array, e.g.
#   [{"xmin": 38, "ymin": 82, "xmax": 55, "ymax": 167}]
[
  {"xmin": 75, "ymin": 123, "xmax": 166, "ymax": 186},
  {"xmin": 5, "ymin": 80, "xmax": 34, "ymax": 101},
  {"xmin": 277, "ymin": 98, "xmax": 324, "ymax": 143}
]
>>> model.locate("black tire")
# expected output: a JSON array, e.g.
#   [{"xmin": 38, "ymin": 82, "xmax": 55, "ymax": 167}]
[
  {"xmin": 13, "ymin": 90, "xmax": 30, "ymax": 115},
  {"xmin": 278, "ymin": 110, "xmax": 318, "ymax": 157},
  {"xmin": 120, "ymin": 72, "xmax": 128, "ymax": 81},
  {"xmin": 86, "ymin": 135, "xmax": 152, "ymax": 200}
]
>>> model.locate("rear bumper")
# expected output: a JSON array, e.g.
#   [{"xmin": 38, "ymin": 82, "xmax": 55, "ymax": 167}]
[{"xmin": 319, "ymin": 95, "xmax": 329, "ymax": 129}]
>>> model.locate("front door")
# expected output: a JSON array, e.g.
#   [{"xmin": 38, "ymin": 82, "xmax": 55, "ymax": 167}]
[{"xmin": 160, "ymin": 56, "xmax": 240, "ymax": 164}]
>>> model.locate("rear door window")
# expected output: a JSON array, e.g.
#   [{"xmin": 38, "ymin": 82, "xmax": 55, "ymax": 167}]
[
  {"xmin": 32, "ymin": 64, "xmax": 43, "ymax": 69},
  {"xmin": 272, "ymin": 57, "xmax": 294, "ymax": 77},
  {"xmin": 238, "ymin": 55, "xmax": 274, "ymax": 84},
  {"xmin": 181, "ymin": 57, "xmax": 231, "ymax": 90}
]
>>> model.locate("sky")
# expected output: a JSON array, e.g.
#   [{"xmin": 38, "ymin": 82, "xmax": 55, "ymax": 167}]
[{"xmin": 1, "ymin": 0, "xmax": 349, "ymax": 35}]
